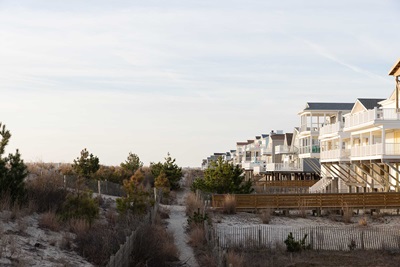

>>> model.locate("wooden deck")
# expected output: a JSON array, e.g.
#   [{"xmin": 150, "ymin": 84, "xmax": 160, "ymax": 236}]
[
  {"xmin": 255, "ymin": 180, "xmax": 318, "ymax": 187},
  {"xmin": 212, "ymin": 192, "xmax": 400, "ymax": 210}
]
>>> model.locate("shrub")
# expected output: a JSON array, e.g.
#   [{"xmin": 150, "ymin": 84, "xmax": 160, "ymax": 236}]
[
  {"xmin": 226, "ymin": 250, "xmax": 245, "ymax": 267},
  {"xmin": 26, "ymin": 174, "xmax": 68, "ymax": 213},
  {"xmin": 131, "ymin": 224, "xmax": 179, "ymax": 267},
  {"xmin": 74, "ymin": 222, "xmax": 121, "ymax": 266},
  {"xmin": 348, "ymin": 239, "xmax": 356, "ymax": 251},
  {"xmin": 284, "ymin": 232, "xmax": 311, "ymax": 252},
  {"xmin": 187, "ymin": 208, "xmax": 209, "ymax": 227},
  {"xmin": 222, "ymin": 194, "xmax": 236, "ymax": 214},
  {"xmin": 185, "ymin": 191, "xmax": 203, "ymax": 216},
  {"xmin": 69, "ymin": 218, "xmax": 90, "ymax": 235},
  {"xmin": 116, "ymin": 171, "xmax": 153, "ymax": 215},
  {"xmin": 59, "ymin": 191, "xmax": 99, "ymax": 225}
]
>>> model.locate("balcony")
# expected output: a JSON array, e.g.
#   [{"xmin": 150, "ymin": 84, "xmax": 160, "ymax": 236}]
[
  {"xmin": 319, "ymin": 121, "xmax": 343, "ymax": 136},
  {"xmin": 275, "ymin": 145, "xmax": 297, "ymax": 154},
  {"xmin": 351, "ymin": 143, "xmax": 400, "ymax": 158},
  {"xmin": 265, "ymin": 163, "xmax": 302, "ymax": 172},
  {"xmin": 320, "ymin": 149, "xmax": 350, "ymax": 161},
  {"xmin": 345, "ymin": 108, "xmax": 400, "ymax": 129},
  {"xmin": 261, "ymin": 146, "xmax": 272, "ymax": 155},
  {"xmin": 299, "ymin": 145, "xmax": 320, "ymax": 154},
  {"xmin": 242, "ymin": 161, "xmax": 264, "ymax": 170}
]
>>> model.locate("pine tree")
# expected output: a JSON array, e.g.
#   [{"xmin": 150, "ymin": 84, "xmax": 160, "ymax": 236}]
[
  {"xmin": 120, "ymin": 152, "xmax": 143, "ymax": 175},
  {"xmin": 191, "ymin": 157, "xmax": 253, "ymax": 194},
  {"xmin": 150, "ymin": 153, "xmax": 182, "ymax": 190},
  {"xmin": 0, "ymin": 123, "xmax": 28, "ymax": 203}
]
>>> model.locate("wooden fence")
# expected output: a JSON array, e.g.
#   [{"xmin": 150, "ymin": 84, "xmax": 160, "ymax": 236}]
[
  {"xmin": 106, "ymin": 204, "xmax": 158, "ymax": 267},
  {"xmin": 212, "ymin": 192, "xmax": 400, "ymax": 210},
  {"xmin": 209, "ymin": 224, "xmax": 400, "ymax": 251}
]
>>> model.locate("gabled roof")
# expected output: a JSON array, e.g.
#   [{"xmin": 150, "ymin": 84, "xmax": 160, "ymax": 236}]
[
  {"xmin": 389, "ymin": 59, "xmax": 400, "ymax": 76},
  {"xmin": 285, "ymin": 133, "xmax": 294, "ymax": 146},
  {"xmin": 357, "ymin": 98, "xmax": 385, "ymax": 110},
  {"xmin": 270, "ymin": 134, "xmax": 284, "ymax": 140},
  {"xmin": 304, "ymin": 102, "xmax": 354, "ymax": 111}
]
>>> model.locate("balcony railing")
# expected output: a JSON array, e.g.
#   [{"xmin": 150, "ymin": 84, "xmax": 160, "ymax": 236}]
[
  {"xmin": 351, "ymin": 143, "xmax": 382, "ymax": 157},
  {"xmin": 351, "ymin": 143, "xmax": 400, "ymax": 158},
  {"xmin": 265, "ymin": 163, "xmax": 302, "ymax": 172},
  {"xmin": 261, "ymin": 146, "xmax": 272, "ymax": 155},
  {"xmin": 345, "ymin": 108, "xmax": 400, "ymax": 129},
  {"xmin": 319, "ymin": 121, "xmax": 343, "ymax": 136},
  {"xmin": 320, "ymin": 149, "xmax": 350, "ymax": 161},
  {"xmin": 299, "ymin": 145, "xmax": 320, "ymax": 154},
  {"xmin": 242, "ymin": 161, "xmax": 264, "ymax": 170},
  {"xmin": 275, "ymin": 145, "xmax": 296, "ymax": 154}
]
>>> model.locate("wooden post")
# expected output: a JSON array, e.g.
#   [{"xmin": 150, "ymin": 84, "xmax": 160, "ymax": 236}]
[{"xmin": 361, "ymin": 230, "xmax": 365, "ymax": 250}]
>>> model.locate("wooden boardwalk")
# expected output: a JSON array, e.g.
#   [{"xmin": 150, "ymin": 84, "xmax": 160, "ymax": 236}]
[{"xmin": 212, "ymin": 192, "xmax": 400, "ymax": 210}]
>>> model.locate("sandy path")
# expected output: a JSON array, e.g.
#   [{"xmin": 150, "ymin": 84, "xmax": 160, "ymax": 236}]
[{"xmin": 165, "ymin": 190, "xmax": 199, "ymax": 267}]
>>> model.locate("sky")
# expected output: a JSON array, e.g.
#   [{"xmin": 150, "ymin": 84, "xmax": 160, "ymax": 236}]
[{"xmin": 0, "ymin": 0, "xmax": 399, "ymax": 167}]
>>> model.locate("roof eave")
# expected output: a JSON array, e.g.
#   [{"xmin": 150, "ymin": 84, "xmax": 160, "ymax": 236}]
[{"xmin": 389, "ymin": 59, "xmax": 400, "ymax": 76}]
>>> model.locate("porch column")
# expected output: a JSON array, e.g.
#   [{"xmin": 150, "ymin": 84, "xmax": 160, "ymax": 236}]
[{"xmin": 382, "ymin": 128, "xmax": 386, "ymax": 155}]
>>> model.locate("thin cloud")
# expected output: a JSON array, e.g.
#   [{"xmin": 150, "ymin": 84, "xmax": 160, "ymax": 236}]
[{"xmin": 302, "ymin": 40, "xmax": 391, "ymax": 84}]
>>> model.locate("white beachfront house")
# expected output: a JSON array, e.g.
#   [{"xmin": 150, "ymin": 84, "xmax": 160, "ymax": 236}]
[{"xmin": 316, "ymin": 59, "xmax": 400, "ymax": 193}]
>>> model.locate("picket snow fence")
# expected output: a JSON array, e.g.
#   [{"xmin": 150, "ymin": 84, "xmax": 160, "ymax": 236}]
[{"xmin": 211, "ymin": 224, "xmax": 400, "ymax": 251}]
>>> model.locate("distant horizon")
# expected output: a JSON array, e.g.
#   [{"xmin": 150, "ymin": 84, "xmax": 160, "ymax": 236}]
[{"xmin": 1, "ymin": 0, "xmax": 399, "ymax": 167}]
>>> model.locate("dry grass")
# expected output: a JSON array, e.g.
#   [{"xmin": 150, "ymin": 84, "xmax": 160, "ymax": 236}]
[
  {"xmin": 298, "ymin": 199, "xmax": 308, "ymax": 218},
  {"xmin": 226, "ymin": 250, "xmax": 245, "ymax": 267},
  {"xmin": 0, "ymin": 193, "xmax": 12, "ymax": 210},
  {"xmin": 197, "ymin": 252, "xmax": 218, "ymax": 267},
  {"xmin": 259, "ymin": 209, "xmax": 272, "ymax": 224},
  {"xmin": 60, "ymin": 232, "xmax": 74, "ymax": 250},
  {"xmin": 359, "ymin": 217, "xmax": 368, "ymax": 226},
  {"xmin": 26, "ymin": 173, "xmax": 68, "ymax": 213},
  {"xmin": 222, "ymin": 194, "xmax": 236, "ymax": 214},
  {"xmin": 39, "ymin": 211, "xmax": 61, "ymax": 232},
  {"xmin": 188, "ymin": 225, "xmax": 206, "ymax": 248},
  {"xmin": 185, "ymin": 191, "xmax": 204, "ymax": 216},
  {"xmin": 68, "ymin": 218, "xmax": 90, "ymax": 235},
  {"xmin": 131, "ymin": 224, "xmax": 179, "ymax": 267},
  {"xmin": 342, "ymin": 203, "xmax": 353, "ymax": 223}
]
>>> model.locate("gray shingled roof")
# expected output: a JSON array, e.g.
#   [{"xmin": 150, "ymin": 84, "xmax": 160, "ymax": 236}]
[
  {"xmin": 285, "ymin": 133, "xmax": 294, "ymax": 146},
  {"xmin": 270, "ymin": 134, "xmax": 284, "ymax": 140},
  {"xmin": 357, "ymin": 98, "xmax": 385, "ymax": 110},
  {"xmin": 304, "ymin": 102, "xmax": 354, "ymax": 111}
]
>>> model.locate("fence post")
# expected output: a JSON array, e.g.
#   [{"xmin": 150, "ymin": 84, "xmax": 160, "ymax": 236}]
[
  {"xmin": 361, "ymin": 230, "xmax": 365, "ymax": 250},
  {"xmin": 310, "ymin": 228, "xmax": 314, "ymax": 250},
  {"xmin": 258, "ymin": 228, "xmax": 262, "ymax": 247}
]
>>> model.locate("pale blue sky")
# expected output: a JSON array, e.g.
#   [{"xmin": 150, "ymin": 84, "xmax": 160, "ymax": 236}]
[{"xmin": 0, "ymin": 0, "xmax": 399, "ymax": 167}]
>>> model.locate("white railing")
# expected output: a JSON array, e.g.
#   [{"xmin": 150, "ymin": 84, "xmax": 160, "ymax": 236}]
[
  {"xmin": 299, "ymin": 145, "xmax": 320, "ymax": 154},
  {"xmin": 345, "ymin": 108, "xmax": 400, "ymax": 129},
  {"xmin": 275, "ymin": 145, "xmax": 294, "ymax": 154},
  {"xmin": 319, "ymin": 121, "xmax": 343, "ymax": 136},
  {"xmin": 351, "ymin": 143, "xmax": 382, "ymax": 157},
  {"xmin": 261, "ymin": 146, "xmax": 272, "ymax": 155},
  {"xmin": 265, "ymin": 163, "xmax": 302, "ymax": 172},
  {"xmin": 320, "ymin": 149, "xmax": 350, "ymax": 161},
  {"xmin": 242, "ymin": 161, "xmax": 264, "ymax": 170}
]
